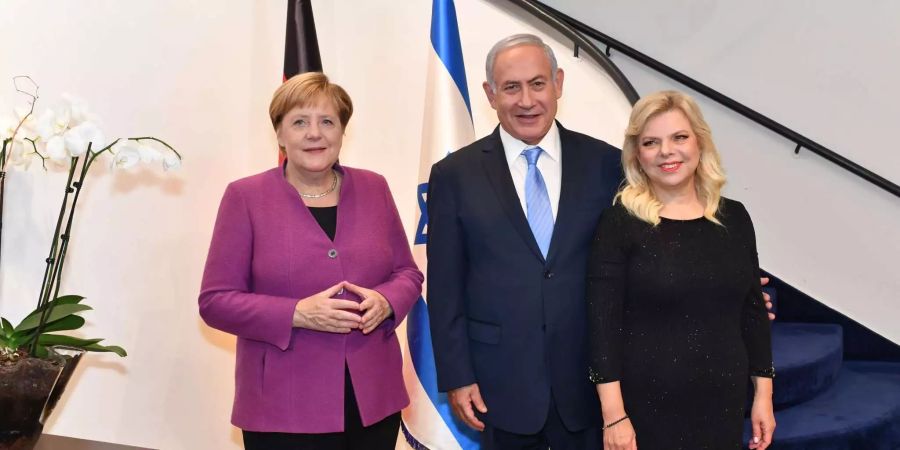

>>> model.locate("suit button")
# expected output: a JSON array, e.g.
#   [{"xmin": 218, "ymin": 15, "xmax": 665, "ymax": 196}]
[
  {"xmin": 328, "ymin": 249, "xmax": 338, "ymax": 259},
  {"xmin": 544, "ymin": 271, "xmax": 554, "ymax": 279}
]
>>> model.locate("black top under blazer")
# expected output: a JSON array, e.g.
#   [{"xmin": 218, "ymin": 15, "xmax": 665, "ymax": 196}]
[{"xmin": 426, "ymin": 122, "xmax": 623, "ymax": 434}]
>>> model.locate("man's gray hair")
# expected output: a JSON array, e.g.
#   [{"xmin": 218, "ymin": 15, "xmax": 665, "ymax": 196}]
[{"xmin": 485, "ymin": 33, "xmax": 559, "ymax": 92}]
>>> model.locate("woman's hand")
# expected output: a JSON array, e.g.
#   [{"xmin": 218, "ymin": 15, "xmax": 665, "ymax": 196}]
[
  {"xmin": 343, "ymin": 281, "xmax": 394, "ymax": 334},
  {"xmin": 749, "ymin": 393, "xmax": 776, "ymax": 449},
  {"xmin": 603, "ymin": 417, "xmax": 637, "ymax": 450},
  {"xmin": 597, "ymin": 382, "xmax": 636, "ymax": 449},
  {"xmin": 293, "ymin": 282, "xmax": 362, "ymax": 333}
]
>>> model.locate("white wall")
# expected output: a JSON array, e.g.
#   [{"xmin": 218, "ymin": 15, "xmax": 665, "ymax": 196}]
[
  {"xmin": 545, "ymin": 0, "xmax": 900, "ymax": 343},
  {"xmin": 0, "ymin": 1, "xmax": 631, "ymax": 449}
]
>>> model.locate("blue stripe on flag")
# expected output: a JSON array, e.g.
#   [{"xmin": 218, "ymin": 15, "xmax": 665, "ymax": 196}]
[
  {"xmin": 430, "ymin": 0, "xmax": 471, "ymax": 116},
  {"xmin": 408, "ymin": 297, "xmax": 480, "ymax": 449}
]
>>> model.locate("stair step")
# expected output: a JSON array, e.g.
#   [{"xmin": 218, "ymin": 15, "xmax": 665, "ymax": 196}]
[
  {"xmin": 770, "ymin": 322, "xmax": 843, "ymax": 409},
  {"xmin": 744, "ymin": 361, "xmax": 900, "ymax": 449}
]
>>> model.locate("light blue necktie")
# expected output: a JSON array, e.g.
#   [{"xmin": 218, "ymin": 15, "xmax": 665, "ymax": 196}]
[{"xmin": 522, "ymin": 147, "xmax": 553, "ymax": 258}]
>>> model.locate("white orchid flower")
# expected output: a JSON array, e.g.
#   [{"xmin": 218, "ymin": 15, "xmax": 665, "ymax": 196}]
[
  {"xmin": 107, "ymin": 138, "xmax": 131, "ymax": 156},
  {"xmin": 14, "ymin": 104, "xmax": 36, "ymax": 126},
  {"xmin": 76, "ymin": 121, "xmax": 106, "ymax": 151},
  {"xmin": 110, "ymin": 140, "xmax": 141, "ymax": 169},
  {"xmin": 46, "ymin": 135, "xmax": 69, "ymax": 162},
  {"xmin": 1, "ymin": 106, "xmax": 39, "ymax": 142},
  {"xmin": 63, "ymin": 128, "xmax": 87, "ymax": 157},
  {"xmin": 61, "ymin": 94, "xmax": 96, "ymax": 126},
  {"xmin": 162, "ymin": 152, "xmax": 182, "ymax": 171},
  {"xmin": 0, "ymin": 114, "xmax": 16, "ymax": 141},
  {"xmin": 63, "ymin": 122, "xmax": 106, "ymax": 157},
  {"xmin": 13, "ymin": 106, "xmax": 39, "ymax": 139},
  {"xmin": 137, "ymin": 142, "xmax": 162, "ymax": 163},
  {"xmin": 36, "ymin": 108, "xmax": 71, "ymax": 141},
  {"xmin": 8, "ymin": 138, "xmax": 36, "ymax": 168},
  {"xmin": 34, "ymin": 110, "xmax": 55, "ymax": 140}
]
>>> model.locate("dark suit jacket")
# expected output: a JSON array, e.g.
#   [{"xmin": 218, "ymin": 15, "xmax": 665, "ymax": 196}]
[{"xmin": 426, "ymin": 123, "xmax": 623, "ymax": 434}]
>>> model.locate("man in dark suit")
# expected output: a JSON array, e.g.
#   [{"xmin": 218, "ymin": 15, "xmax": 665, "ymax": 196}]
[{"xmin": 426, "ymin": 33, "xmax": 621, "ymax": 449}]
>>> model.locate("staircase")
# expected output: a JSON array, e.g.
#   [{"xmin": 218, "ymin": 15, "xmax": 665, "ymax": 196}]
[{"xmin": 743, "ymin": 291, "xmax": 900, "ymax": 449}]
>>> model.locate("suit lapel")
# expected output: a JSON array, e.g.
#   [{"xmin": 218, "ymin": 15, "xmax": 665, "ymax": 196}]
[
  {"xmin": 546, "ymin": 123, "xmax": 585, "ymax": 264},
  {"xmin": 481, "ymin": 128, "xmax": 545, "ymax": 262}
]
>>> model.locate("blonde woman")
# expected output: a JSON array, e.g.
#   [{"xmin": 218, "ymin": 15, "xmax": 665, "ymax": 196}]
[{"xmin": 586, "ymin": 91, "xmax": 775, "ymax": 450}]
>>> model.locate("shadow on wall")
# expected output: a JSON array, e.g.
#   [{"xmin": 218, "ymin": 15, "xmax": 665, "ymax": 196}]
[
  {"xmin": 41, "ymin": 354, "xmax": 128, "ymax": 432},
  {"xmin": 197, "ymin": 319, "xmax": 242, "ymax": 447},
  {"xmin": 109, "ymin": 166, "xmax": 186, "ymax": 197}
]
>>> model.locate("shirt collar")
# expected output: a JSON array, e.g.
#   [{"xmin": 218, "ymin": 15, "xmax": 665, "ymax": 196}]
[{"xmin": 499, "ymin": 121, "xmax": 561, "ymax": 165}]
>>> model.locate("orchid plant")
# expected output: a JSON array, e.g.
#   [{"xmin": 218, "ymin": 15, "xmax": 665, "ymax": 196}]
[{"xmin": 0, "ymin": 77, "xmax": 181, "ymax": 361}]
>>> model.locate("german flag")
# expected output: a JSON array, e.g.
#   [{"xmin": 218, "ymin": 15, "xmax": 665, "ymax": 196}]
[{"xmin": 283, "ymin": 0, "xmax": 322, "ymax": 81}]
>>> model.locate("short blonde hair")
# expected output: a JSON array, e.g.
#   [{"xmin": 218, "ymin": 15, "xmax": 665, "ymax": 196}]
[
  {"xmin": 269, "ymin": 72, "xmax": 353, "ymax": 132},
  {"xmin": 617, "ymin": 90, "xmax": 726, "ymax": 225}
]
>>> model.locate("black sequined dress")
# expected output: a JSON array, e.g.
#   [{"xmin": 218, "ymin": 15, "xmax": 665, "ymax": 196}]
[{"xmin": 587, "ymin": 199, "xmax": 774, "ymax": 450}]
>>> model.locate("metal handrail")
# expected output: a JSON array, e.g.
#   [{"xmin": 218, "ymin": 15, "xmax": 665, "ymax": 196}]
[
  {"xmin": 508, "ymin": 0, "xmax": 639, "ymax": 105},
  {"xmin": 512, "ymin": 0, "xmax": 900, "ymax": 199}
]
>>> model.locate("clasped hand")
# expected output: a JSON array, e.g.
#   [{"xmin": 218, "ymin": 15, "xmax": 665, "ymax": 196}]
[{"xmin": 292, "ymin": 281, "xmax": 393, "ymax": 334}]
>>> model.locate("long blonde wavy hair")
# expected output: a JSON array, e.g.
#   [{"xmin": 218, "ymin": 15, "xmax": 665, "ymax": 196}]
[{"xmin": 616, "ymin": 90, "xmax": 726, "ymax": 225}]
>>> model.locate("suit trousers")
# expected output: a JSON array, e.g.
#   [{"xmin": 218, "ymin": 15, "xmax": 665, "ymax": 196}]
[
  {"xmin": 242, "ymin": 365, "xmax": 401, "ymax": 450},
  {"xmin": 480, "ymin": 395, "xmax": 601, "ymax": 450}
]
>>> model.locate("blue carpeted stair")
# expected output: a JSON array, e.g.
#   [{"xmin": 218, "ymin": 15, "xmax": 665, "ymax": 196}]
[
  {"xmin": 769, "ymin": 323, "xmax": 843, "ymax": 409},
  {"xmin": 742, "ymin": 318, "xmax": 900, "ymax": 449}
]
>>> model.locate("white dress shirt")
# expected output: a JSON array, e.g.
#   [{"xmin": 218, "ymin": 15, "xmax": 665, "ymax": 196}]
[{"xmin": 499, "ymin": 122, "xmax": 562, "ymax": 221}]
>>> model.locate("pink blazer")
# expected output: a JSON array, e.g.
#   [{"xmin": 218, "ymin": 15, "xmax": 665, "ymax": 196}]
[{"xmin": 199, "ymin": 165, "xmax": 423, "ymax": 433}]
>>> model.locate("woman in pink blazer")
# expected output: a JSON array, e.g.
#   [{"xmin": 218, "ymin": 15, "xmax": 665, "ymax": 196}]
[{"xmin": 199, "ymin": 73, "xmax": 423, "ymax": 450}]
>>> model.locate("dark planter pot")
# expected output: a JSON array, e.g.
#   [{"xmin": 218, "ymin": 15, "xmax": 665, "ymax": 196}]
[{"xmin": 0, "ymin": 346, "xmax": 85, "ymax": 450}]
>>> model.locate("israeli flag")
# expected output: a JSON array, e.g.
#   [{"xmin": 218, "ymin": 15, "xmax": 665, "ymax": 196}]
[{"xmin": 400, "ymin": 0, "xmax": 478, "ymax": 449}]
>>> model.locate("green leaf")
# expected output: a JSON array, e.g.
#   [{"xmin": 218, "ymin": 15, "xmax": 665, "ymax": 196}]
[
  {"xmin": 45, "ymin": 295, "xmax": 86, "ymax": 308},
  {"xmin": 8, "ymin": 316, "xmax": 86, "ymax": 350},
  {"xmin": 83, "ymin": 343, "xmax": 127, "ymax": 357},
  {"xmin": 36, "ymin": 315, "xmax": 85, "ymax": 334},
  {"xmin": 38, "ymin": 334, "xmax": 103, "ymax": 347},
  {"xmin": 1, "ymin": 318, "xmax": 13, "ymax": 338},
  {"xmin": 39, "ymin": 335, "xmax": 128, "ymax": 356},
  {"xmin": 25, "ymin": 295, "xmax": 86, "ymax": 318},
  {"xmin": 33, "ymin": 295, "xmax": 86, "ymax": 313},
  {"xmin": 3, "ymin": 335, "xmax": 20, "ymax": 351},
  {"xmin": 15, "ymin": 304, "xmax": 93, "ymax": 332},
  {"xmin": 10, "ymin": 299, "xmax": 88, "ymax": 344}
]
